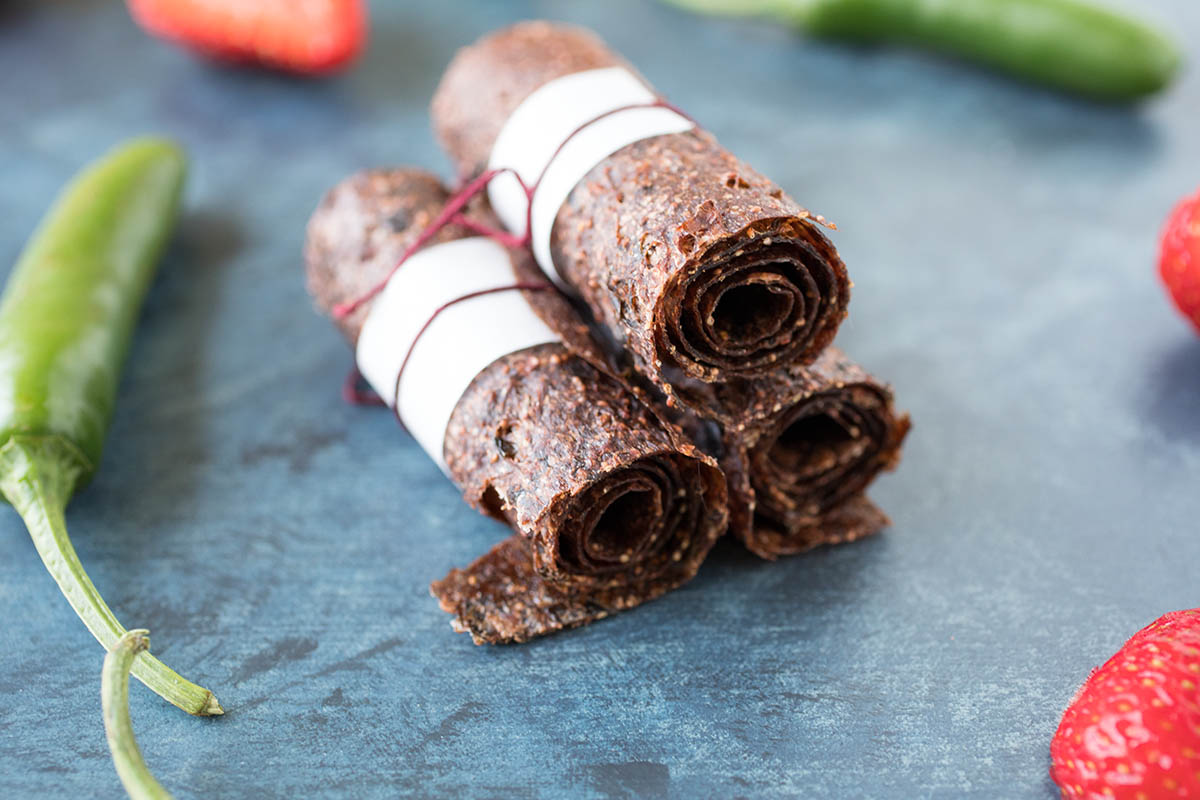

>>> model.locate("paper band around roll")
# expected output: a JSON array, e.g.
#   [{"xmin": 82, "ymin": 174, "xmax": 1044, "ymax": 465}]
[
  {"xmin": 355, "ymin": 237, "xmax": 557, "ymax": 473},
  {"xmin": 486, "ymin": 67, "xmax": 694, "ymax": 285}
]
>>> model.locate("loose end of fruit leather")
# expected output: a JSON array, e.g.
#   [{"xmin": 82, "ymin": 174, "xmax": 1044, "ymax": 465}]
[
  {"xmin": 431, "ymin": 21, "xmax": 850, "ymax": 399},
  {"xmin": 432, "ymin": 533, "xmax": 699, "ymax": 645},
  {"xmin": 305, "ymin": 168, "xmax": 727, "ymax": 643},
  {"xmin": 743, "ymin": 496, "xmax": 893, "ymax": 560}
]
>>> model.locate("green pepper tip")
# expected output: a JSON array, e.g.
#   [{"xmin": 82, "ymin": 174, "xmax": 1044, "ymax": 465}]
[{"xmin": 202, "ymin": 694, "xmax": 225, "ymax": 716}]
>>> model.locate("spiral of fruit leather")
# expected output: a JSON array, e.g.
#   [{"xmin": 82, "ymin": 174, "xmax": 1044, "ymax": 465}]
[
  {"xmin": 679, "ymin": 350, "xmax": 909, "ymax": 559},
  {"xmin": 431, "ymin": 21, "xmax": 850, "ymax": 401},
  {"xmin": 305, "ymin": 168, "xmax": 727, "ymax": 643}
]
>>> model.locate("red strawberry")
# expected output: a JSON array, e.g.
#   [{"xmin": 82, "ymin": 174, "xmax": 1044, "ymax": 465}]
[
  {"xmin": 1160, "ymin": 188, "xmax": 1200, "ymax": 336},
  {"xmin": 126, "ymin": 0, "xmax": 366, "ymax": 75},
  {"xmin": 1051, "ymin": 609, "xmax": 1200, "ymax": 799}
]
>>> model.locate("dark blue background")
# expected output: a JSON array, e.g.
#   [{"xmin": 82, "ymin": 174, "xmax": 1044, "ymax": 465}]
[{"xmin": 2, "ymin": 1, "xmax": 1197, "ymax": 797}]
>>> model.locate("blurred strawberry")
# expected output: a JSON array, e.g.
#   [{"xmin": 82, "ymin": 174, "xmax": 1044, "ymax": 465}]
[
  {"xmin": 1050, "ymin": 609, "xmax": 1200, "ymax": 799},
  {"xmin": 1160, "ymin": 188, "xmax": 1200, "ymax": 336},
  {"xmin": 127, "ymin": 0, "xmax": 367, "ymax": 75}
]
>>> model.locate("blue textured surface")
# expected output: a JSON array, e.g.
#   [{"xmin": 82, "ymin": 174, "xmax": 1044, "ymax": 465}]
[{"xmin": 2, "ymin": 1, "xmax": 1199, "ymax": 797}]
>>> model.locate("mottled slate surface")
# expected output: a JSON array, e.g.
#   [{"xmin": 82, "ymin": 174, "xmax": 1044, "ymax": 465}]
[{"xmin": 1, "ymin": 0, "xmax": 1198, "ymax": 797}]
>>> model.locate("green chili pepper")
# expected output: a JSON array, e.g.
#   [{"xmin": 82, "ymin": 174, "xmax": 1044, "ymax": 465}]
[
  {"xmin": 663, "ymin": 0, "xmax": 1181, "ymax": 101},
  {"xmin": 0, "ymin": 138, "xmax": 222, "ymax": 716},
  {"xmin": 103, "ymin": 630, "xmax": 175, "ymax": 800}
]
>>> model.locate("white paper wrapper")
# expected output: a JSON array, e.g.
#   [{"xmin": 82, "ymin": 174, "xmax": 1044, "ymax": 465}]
[
  {"xmin": 355, "ymin": 237, "xmax": 557, "ymax": 473},
  {"xmin": 486, "ymin": 67, "xmax": 694, "ymax": 285}
]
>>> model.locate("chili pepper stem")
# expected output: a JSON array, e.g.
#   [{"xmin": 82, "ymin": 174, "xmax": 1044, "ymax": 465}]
[
  {"xmin": 103, "ymin": 630, "xmax": 174, "ymax": 800},
  {"xmin": 0, "ymin": 436, "xmax": 223, "ymax": 716}
]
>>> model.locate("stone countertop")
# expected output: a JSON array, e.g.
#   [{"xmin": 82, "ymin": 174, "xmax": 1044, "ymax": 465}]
[{"xmin": 1, "ymin": 0, "xmax": 1198, "ymax": 797}]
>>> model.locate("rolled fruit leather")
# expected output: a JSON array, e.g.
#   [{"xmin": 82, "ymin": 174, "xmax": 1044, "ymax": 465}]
[
  {"xmin": 460, "ymin": 189, "xmax": 906, "ymax": 562},
  {"xmin": 304, "ymin": 168, "xmax": 728, "ymax": 644},
  {"xmin": 495, "ymin": 218, "xmax": 909, "ymax": 561},
  {"xmin": 678, "ymin": 353, "xmax": 911, "ymax": 559},
  {"xmin": 431, "ymin": 21, "xmax": 850, "ymax": 407},
  {"xmin": 493, "ymin": 209, "xmax": 908, "ymax": 560}
]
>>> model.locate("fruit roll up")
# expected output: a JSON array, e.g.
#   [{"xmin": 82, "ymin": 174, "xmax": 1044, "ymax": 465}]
[
  {"xmin": 304, "ymin": 169, "xmax": 728, "ymax": 644},
  {"xmin": 431, "ymin": 20, "xmax": 850, "ymax": 402},
  {"xmin": 679, "ymin": 350, "xmax": 909, "ymax": 559}
]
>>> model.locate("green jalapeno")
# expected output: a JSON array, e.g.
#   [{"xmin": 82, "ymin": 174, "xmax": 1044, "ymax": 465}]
[
  {"xmin": 0, "ymin": 138, "xmax": 222, "ymax": 716},
  {"xmin": 664, "ymin": 0, "xmax": 1181, "ymax": 101}
]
